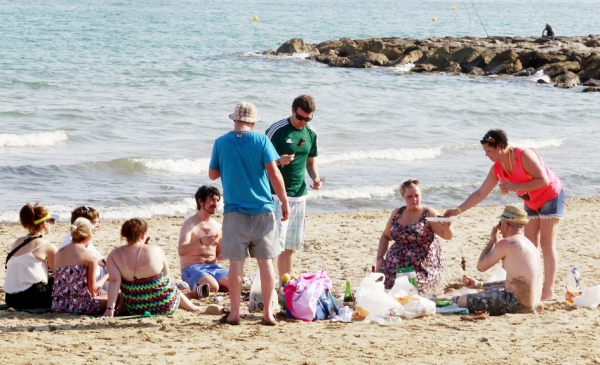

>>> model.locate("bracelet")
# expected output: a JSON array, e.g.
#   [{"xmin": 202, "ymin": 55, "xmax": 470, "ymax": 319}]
[
  {"xmin": 376, "ymin": 256, "xmax": 384, "ymax": 260},
  {"xmin": 276, "ymin": 159, "xmax": 283, "ymax": 167},
  {"xmin": 106, "ymin": 307, "xmax": 115, "ymax": 311},
  {"xmin": 457, "ymin": 207, "xmax": 462, "ymax": 214}
]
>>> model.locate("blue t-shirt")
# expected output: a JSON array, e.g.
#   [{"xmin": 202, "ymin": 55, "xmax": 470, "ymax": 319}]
[{"xmin": 209, "ymin": 131, "xmax": 279, "ymax": 214}]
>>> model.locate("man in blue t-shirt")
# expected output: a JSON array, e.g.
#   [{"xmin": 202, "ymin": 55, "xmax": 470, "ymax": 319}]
[{"xmin": 209, "ymin": 101, "xmax": 289, "ymax": 326}]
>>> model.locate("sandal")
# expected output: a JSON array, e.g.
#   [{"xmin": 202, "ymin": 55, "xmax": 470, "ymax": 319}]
[
  {"xmin": 219, "ymin": 314, "xmax": 240, "ymax": 325},
  {"xmin": 195, "ymin": 283, "xmax": 210, "ymax": 298}
]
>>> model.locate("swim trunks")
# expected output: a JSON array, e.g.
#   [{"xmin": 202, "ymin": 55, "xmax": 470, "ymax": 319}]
[
  {"xmin": 181, "ymin": 263, "xmax": 229, "ymax": 289},
  {"xmin": 466, "ymin": 287, "xmax": 535, "ymax": 316}
]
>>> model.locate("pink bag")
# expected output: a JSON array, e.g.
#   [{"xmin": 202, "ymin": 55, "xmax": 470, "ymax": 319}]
[{"xmin": 284, "ymin": 270, "xmax": 332, "ymax": 322}]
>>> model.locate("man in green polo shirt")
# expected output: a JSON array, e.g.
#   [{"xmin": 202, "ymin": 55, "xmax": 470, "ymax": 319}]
[{"xmin": 266, "ymin": 95, "xmax": 321, "ymax": 279}]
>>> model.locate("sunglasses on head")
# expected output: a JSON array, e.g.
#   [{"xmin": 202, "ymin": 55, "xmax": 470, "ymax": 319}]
[
  {"xmin": 402, "ymin": 179, "xmax": 420, "ymax": 187},
  {"xmin": 295, "ymin": 110, "xmax": 313, "ymax": 122},
  {"xmin": 481, "ymin": 134, "xmax": 496, "ymax": 143}
]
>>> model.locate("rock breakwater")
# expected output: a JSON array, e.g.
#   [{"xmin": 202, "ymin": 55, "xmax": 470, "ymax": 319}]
[{"xmin": 264, "ymin": 35, "xmax": 600, "ymax": 89}]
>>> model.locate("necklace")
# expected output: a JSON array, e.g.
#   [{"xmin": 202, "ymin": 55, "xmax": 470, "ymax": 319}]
[{"xmin": 500, "ymin": 147, "xmax": 514, "ymax": 176}]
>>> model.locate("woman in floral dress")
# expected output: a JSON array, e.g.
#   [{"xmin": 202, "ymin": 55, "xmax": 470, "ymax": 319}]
[
  {"xmin": 375, "ymin": 179, "xmax": 455, "ymax": 295},
  {"xmin": 52, "ymin": 218, "xmax": 108, "ymax": 314}
]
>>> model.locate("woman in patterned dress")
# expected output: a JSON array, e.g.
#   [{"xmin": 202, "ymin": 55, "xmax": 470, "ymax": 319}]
[
  {"xmin": 52, "ymin": 218, "xmax": 108, "ymax": 314},
  {"xmin": 375, "ymin": 179, "xmax": 455, "ymax": 295},
  {"xmin": 101, "ymin": 218, "xmax": 198, "ymax": 318}
]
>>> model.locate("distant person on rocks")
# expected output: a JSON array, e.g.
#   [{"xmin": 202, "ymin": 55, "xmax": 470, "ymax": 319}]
[
  {"xmin": 455, "ymin": 205, "xmax": 542, "ymax": 316},
  {"xmin": 209, "ymin": 101, "xmax": 289, "ymax": 326},
  {"xmin": 265, "ymin": 94, "xmax": 321, "ymax": 280},
  {"xmin": 542, "ymin": 23, "xmax": 555, "ymax": 40},
  {"xmin": 178, "ymin": 185, "xmax": 228, "ymax": 298}
]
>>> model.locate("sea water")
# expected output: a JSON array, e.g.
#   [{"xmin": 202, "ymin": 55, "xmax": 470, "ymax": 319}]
[{"xmin": 1, "ymin": 0, "xmax": 599, "ymax": 222}]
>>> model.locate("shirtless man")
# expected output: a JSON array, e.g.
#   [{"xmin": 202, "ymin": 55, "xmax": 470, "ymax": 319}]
[
  {"xmin": 178, "ymin": 185, "xmax": 228, "ymax": 298},
  {"xmin": 456, "ymin": 204, "xmax": 542, "ymax": 315}
]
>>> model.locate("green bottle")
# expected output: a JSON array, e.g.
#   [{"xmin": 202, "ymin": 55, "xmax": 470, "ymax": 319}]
[{"xmin": 343, "ymin": 280, "xmax": 354, "ymax": 309}]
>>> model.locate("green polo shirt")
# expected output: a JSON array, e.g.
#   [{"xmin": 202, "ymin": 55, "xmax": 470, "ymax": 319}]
[{"xmin": 265, "ymin": 118, "xmax": 318, "ymax": 198}]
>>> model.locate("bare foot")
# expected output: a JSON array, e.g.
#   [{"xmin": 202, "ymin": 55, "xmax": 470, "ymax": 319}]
[{"xmin": 460, "ymin": 310, "xmax": 489, "ymax": 321}]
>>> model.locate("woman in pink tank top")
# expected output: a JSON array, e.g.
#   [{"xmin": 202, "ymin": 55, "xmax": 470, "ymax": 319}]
[{"xmin": 444, "ymin": 129, "xmax": 564, "ymax": 301}]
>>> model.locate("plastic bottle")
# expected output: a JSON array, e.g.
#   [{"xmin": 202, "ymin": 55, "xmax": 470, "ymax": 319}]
[
  {"xmin": 280, "ymin": 273, "xmax": 290, "ymax": 311},
  {"xmin": 396, "ymin": 267, "xmax": 418, "ymax": 292},
  {"xmin": 565, "ymin": 267, "xmax": 581, "ymax": 305},
  {"xmin": 343, "ymin": 280, "xmax": 354, "ymax": 309}
]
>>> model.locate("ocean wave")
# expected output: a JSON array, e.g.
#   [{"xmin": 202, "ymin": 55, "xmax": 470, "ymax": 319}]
[
  {"xmin": 308, "ymin": 181, "xmax": 481, "ymax": 201},
  {"xmin": 449, "ymin": 138, "xmax": 566, "ymax": 150},
  {"xmin": 0, "ymin": 198, "xmax": 221, "ymax": 224},
  {"xmin": 525, "ymin": 70, "xmax": 551, "ymax": 84},
  {"xmin": 130, "ymin": 158, "xmax": 210, "ymax": 174},
  {"xmin": 0, "ymin": 130, "xmax": 68, "ymax": 148},
  {"xmin": 318, "ymin": 147, "xmax": 442, "ymax": 165}
]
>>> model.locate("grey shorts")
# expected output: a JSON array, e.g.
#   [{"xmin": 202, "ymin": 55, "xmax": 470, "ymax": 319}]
[{"xmin": 221, "ymin": 211, "xmax": 280, "ymax": 260}]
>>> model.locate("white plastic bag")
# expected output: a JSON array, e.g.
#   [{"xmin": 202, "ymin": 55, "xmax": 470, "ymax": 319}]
[
  {"xmin": 574, "ymin": 285, "xmax": 600, "ymax": 308},
  {"xmin": 401, "ymin": 295, "xmax": 436, "ymax": 319},
  {"xmin": 248, "ymin": 272, "xmax": 279, "ymax": 312},
  {"xmin": 487, "ymin": 266, "xmax": 507, "ymax": 282},
  {"xmin": 355, "ymin": 273, "xmax": 403, "ymax": 324}
]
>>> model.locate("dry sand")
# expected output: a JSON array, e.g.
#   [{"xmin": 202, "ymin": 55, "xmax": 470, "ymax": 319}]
[{"xmin": 2, "ymin": 197, "xmax": 600, "ymax": 364}]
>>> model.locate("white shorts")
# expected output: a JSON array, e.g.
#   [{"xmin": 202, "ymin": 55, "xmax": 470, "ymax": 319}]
[{"xmin": 274, "ymin": 197, "xmax": 306, "ymax": 251}]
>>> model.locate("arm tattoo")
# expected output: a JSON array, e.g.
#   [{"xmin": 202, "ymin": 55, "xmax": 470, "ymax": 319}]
[
  {"xmin": 484, "ymin": 242, "xmax": 495, "ymax": 258},
  {"xmin": 482, "ymin": 280, "xmax": 505, "ymax": 289}
]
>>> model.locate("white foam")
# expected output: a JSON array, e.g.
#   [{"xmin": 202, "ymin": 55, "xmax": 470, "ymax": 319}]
[
  {"xmin": 395, "ymin": 63, "xmax": 416, "ymax": 72},
  {"xmin": 0, "ymin": 130, "xmax": 68, "ymax": 148},
  {"xmin": 289, "ymin": 52, "xmax": 312, "ymax": 59},
  {"xmin": 525, "ymin": 70, "xmax": 551, "ymax": 84},
  {"xmin": 512, "ymin": 137, "xmax": 566, "ymax": 149},
  {"xmin": 132, "ymin": 158, "xmax": 210, "ymax": 174},
  {"xmin": 0, "ymin": 198, "xmax": 225, "ymax": 223},
  {"xmin": 318, "ymin": 147, "xmax": 442, "ymax": 165},
  {"xmin": 308, "ymin": 185, "xmax": 397, "ymax": 200},
  {"xmin": 451, "ymin": 138, "xmax": 566, "ymax": 151}
]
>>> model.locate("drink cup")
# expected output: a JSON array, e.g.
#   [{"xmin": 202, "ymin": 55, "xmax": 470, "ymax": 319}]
[{"xmin": 499, "ymin": 180, "xmax": 509, "ymax": 195}]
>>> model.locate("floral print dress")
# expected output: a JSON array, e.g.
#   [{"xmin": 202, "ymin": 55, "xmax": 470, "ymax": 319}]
[
  {"xmin": 380, "ymin": 207, "xmax": 445, "ymax": 294},
  {"xmin": 52, "ymin": 264, "xmax": 101, "ymax": 314}
]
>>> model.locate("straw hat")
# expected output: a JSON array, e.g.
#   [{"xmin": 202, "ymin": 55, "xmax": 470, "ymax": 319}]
[{"xmin": 497, "ymin": 204, "xmax": 529, "ymax": 225}]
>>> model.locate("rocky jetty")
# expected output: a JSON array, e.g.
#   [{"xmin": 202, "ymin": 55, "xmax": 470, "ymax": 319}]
[{"xmin": 264, "ymin": 35, "xmax": 600, "ymax": 90}]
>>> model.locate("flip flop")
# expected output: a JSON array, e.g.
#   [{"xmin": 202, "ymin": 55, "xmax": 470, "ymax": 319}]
[
  {"xmin": 195, "ymin": 283, "xmax": 210, "ymax": 298},
  {"xmin": 219, "ymin": 314, "xmax": 240, "ymax": 325},
  {"xmin": 261, "ymin": 316, "xmax": 277, "ymax": 326},
  {"xmin": 541, "ymin": 297, "xmax": 557, "ymax": 301},
  {"xmin": 460, "ymin": 310, "xmax": 489, "ymax": 321}
]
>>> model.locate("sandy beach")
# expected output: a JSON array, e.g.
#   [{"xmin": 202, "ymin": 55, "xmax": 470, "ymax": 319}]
[{"xmin": 2, "ymin": 197, "xmax": 600, "ymax": 364}]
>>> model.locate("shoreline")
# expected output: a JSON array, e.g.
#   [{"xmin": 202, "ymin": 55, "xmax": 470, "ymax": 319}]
[
  {"xmin": 265, "ymin": 35, "xmax": 600, "ymax": 90},
  {"xmin": 2, "ymin": 197, "xmax": 600, "ymax": 363}
]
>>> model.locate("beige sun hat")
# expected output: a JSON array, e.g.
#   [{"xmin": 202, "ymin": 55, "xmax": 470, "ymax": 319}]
[
  {"xmin": 229, "ymin": 102, "xmax": 260, "ymax": 123},
  {"xmin": 497, "ymin": 204, "xmax": 529, "ymax": 225}
]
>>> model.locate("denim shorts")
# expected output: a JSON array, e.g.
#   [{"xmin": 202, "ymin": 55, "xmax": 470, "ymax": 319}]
[
  {"xmin": 524, "ymin": 189, "xmax": 564, "ymax": 219},
  {"xmin": 181, "ymin": 263, "xmax": 229, "ymax": 288}
]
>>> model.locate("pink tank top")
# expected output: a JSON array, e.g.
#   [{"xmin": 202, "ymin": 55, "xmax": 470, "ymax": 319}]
[{"xmin": 493, "ymin": 147, "xmax": 562, "ymax": 210}]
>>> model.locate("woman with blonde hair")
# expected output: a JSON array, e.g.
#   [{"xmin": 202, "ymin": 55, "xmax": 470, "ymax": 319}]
[
  {"xmin": 52, "ymin": 218, "xmax": 108, "ymax": 314},
  {"xmin": 102, "ymin": 218, "xmax": 197, "ymax": 317},
  {"xmin": 376, "ymin": 179, "xmax": 454, "ymax": 295},
  {"xmin": 4, "ymin": 203, "xmax": 59, "ymax": 309}
]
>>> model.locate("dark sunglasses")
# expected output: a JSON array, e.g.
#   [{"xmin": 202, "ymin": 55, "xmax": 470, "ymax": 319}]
[
  {"xmin": 481, "ymin": 133, "xmax": 496, "ymax": 143},
  {"xmin": 498, "ymin": 220, "xmax": 502, "ymax": 228},
  {"xmin": 295, "ymin": 110, "xmax": 313, "ymax": 122},
  {"xmin": 48, "ymin": 219, "xmax": 56, "ymax": 225},
  {"xmin": 402, "ymin": 179, "xmax": 420, "ymax": 187}
]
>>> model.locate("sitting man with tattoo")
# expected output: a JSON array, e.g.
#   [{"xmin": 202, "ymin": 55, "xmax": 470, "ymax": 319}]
[{"xmin": 455, "ymin": 204, "xmax": 542, "ymax": 315}]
